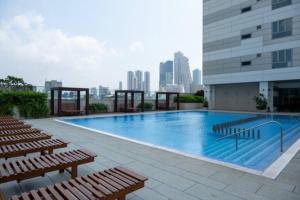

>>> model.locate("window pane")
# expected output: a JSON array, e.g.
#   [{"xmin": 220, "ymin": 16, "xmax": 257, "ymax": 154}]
[
  {"xmin": 286, "ymin": 49, "xmax": 292, "ymax": 61},
  {"xmin": 272, "ymin": 52, "xmax": 278, "ymax": 63},
  {"xmin": 279, "ymin": 20, "xmax": 285, "ymax": 32},
  {"xmin": 286, "ymin": 18, "xmax": 292, "ymax": 31},
  {"xmin": 272, "ymin": 22, "xmax": 278, "ymax": 33},
  {"xmin": 279, "ymin": 50, "xmax": 285, "ymax": 62}
]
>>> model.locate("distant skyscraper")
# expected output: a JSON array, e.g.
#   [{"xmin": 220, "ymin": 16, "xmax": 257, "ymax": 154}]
[
  {"xmin": 90, "ymin": 87, "xmax": 97, "ymax": 97},
  {"xmin": 193, "ymin": 69, "xmax": 201, "ymax": 85},
  {"xmin": 174, "ymin": 52, "xmax": 192, "ymax": 92},
  {"xmin": 135, "ymin": 70, "xmax": 143, "ymax": 90},
  {"xmin": 127, "ymin": 71, "xmax": 135, "ymax": 90},
  {"xmin": 144, "ymin": 71, "xmax": 150, "ymax": 92},
  {"xmin": 44, "ymin": 80, "xmax": 62, "ymax": 93},
  {"xmin": 119, "ymin": 81, "xmax": 123, "ymax": 90},
  {"xmin": 159, "ymin": 61, "xmax": 173, "ymax": 89}
]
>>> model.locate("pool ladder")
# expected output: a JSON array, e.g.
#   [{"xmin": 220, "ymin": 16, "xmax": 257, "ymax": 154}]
[{"xmin": 217, "ymin": 121, "xmax": 284, "ymax": 152}]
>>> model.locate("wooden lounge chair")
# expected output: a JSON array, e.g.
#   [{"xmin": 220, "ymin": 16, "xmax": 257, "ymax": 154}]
[
  {"xmin": 0, "ymin": 149, "xmax": 96, "ymax": 184},
  {"xmin": 2, "ymin": 167, "xmax": 147, "ymax": 200},
  {"xmin": 0, "ymin": 138, "xmax": 69, "ymax": 159},
  {"xmin": 61, "ymin": 103, "xmax": 84, "ymax": 116},
  {"xmin": 0, "ymin": 128, "xmax": 41, "ymax": 137},
  {"xmin": 0, "ymin": 132, "xmax": 52, "ymax": 145},
  {"xmin": 0, "ymin": 124, "xmax": 31, "ymax": 131},
  {"xmin": 0, "ymin": 121, "xmax": 24, "ymax": 126}
]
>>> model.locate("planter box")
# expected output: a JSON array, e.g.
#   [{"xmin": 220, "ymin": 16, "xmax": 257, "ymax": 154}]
[{"xmin": 179, "ymin": 103, "xmax": 203, "ymax": 110}]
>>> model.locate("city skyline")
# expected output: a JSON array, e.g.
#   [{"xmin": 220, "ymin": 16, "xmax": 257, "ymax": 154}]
[{"xmin": 0, "ymin": 0, "xmax": 203, "ymax": 90}]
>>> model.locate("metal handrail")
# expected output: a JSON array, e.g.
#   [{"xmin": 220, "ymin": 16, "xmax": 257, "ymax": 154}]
[{"xmin": 217, "ymin": 120, "xmax": 284, "ymax": 152}]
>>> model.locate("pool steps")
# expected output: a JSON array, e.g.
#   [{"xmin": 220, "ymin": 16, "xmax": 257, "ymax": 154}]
[{"xmin": 204, "ymin": 123, "xmax": 300, "ymax": 168}]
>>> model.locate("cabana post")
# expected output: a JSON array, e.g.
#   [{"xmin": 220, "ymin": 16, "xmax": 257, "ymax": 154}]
[
  {"xmin": 155, "ymin": 92, "xmax": 180, "ymax": 110},
  {"xmin": 114, "ymin": 90, "xmax": 144, "ymax": 112},
  {"xmin": 50, "ymin": 87, "xmax": 89, "ymax": 116}
]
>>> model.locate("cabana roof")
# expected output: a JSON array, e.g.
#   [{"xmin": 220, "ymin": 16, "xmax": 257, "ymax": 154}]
[{"xmin": 51, "ymin": 87, "xmax": 89, "ymax": 91}]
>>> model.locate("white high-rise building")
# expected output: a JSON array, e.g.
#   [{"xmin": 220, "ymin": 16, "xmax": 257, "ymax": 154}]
[
  {"xmin": 135, "ymin": 70, "xmax": 143, "ymax": 90},
  {"xmin": 193, "ymin": 69, "xmax": 201, "ymax": 85},
  {"xmin": 127, "ymin": 71, "xmax": 135, "ymax": 90},
  {"xmin": 118, "ymin": 81, "xmax": 122, "ymax": 90},
  {"xmin": 144, "ymin": 71, "xmax": 150, "ymax": 92},
  {"xmin": 174, "ymin": 51, "xmax": 192, "ymax": 93}
]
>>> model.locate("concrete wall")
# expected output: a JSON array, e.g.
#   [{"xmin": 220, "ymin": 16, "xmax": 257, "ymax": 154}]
[{"xmin": 214, "ymin": 82, "xmax": 259, "ymax": 111}]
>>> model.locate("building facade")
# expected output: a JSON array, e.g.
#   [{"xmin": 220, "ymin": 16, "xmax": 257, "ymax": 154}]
[
  {"xmin": 159, "ymin": 61, "xmax": 174, "ymax": 89},
  {"xmin": 174, "ymin": 51, "xmax": 192, "ymax": 93},
  {"xmin": 119, "ymin": 81, "xmax": 123, "ymax": 90},
  {"xmin": 193, "ymin": 69, "xmax": 202, "ymax": 85},
  {"xmin": 144, "ymin": 71, "xmax": 150, "ymax": 92},
  {"xmin": 127, "ymin": 71, "xmax": 135, "ymax": 90},
  {"xmin": 99, "ymin": 85, "xmax": 110, "ymax": 100},
  {"xmin": 44, "ymin": 80, "xmax": 62, "ymax": 93},
  {"xmin": 135, "ymin": 70, "xmax": 143, "ymax": 90},
  {"xmin": 203, "ymin": 0, "xmax": 300, "ymax": 112},
  {"xmin": 90, "ymin": 87, "xmax": 98, "ymax": 98}
]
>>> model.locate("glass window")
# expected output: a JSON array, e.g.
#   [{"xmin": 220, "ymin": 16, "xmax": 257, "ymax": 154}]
[
  {"xmin": 272, "ymin": 0, "xmax": 292, "ymax": 10},
  {"xmin": 241, "ymin": 6, "xmax": 252, "ymax": 13},
  {"xmin": 272, "ymin": 49, "xmax": 292, "ymax": 68},
  {"xmin": 272, "ymin": 18, "xmax": 292, "ymax": 39}
]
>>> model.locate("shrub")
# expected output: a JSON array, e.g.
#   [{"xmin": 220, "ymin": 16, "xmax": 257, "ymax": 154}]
[
  {"xmin": 254, "ymin": 94, "xmax": 267, "ymax": 110},
  {"xmin": 0, "ymin": 91, "xmax": 49, "ymax": 118},
  {"xmin": 137, "ymin": 102, "xmax": 153, "ymax": 111},
  {"xmin": 174, "ymin": 95, "xmax": 204, "ymax": 103},
  {"xmin": 194, "ymin": 90, "xmax": 204, "ymax": 97},
  {"xmin": 89, "ymin": 103, "xmax": 108, "ymax": 113}
]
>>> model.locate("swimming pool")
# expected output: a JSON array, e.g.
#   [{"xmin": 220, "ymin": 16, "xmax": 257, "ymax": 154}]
[{"xmin": 62, "ymin": 111, "xmax": 300, "ymax": 173}]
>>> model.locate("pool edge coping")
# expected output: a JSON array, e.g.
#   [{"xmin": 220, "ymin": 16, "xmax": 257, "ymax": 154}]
[{"xmin": 54, "ymin": 110, "xmax": 300, "ymax": 179}]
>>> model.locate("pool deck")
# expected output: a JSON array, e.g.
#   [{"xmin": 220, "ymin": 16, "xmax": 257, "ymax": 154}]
[{"xmin": 1, "ymin": 118, "xmax": 300, "ymax": 200}]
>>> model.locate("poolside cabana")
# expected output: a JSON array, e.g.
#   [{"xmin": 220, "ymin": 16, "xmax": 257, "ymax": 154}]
[
  {"xmin": 114, "ymin": 90, "xmax": 144, "ymax": 112},
  {"xmin": 155, "ymin": 92, "xmax": 180, "ymax": 110},
  {"xmin": 50, "ymin": 87, "xmax": 89, "ymax": 116}
]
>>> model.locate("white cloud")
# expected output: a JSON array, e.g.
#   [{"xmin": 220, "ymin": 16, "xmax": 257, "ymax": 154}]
[
  {"xmin": 0, "ymin": 13, "xmax": 119, "ymax": 87},
  {"xmin": 129, "ymin": 41, "xmax": 145, "ymax": 53}
]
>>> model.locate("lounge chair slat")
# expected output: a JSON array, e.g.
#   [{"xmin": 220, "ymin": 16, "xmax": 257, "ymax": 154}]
[
  {"xmin": 47, "ymin": 186, "xmax": 65, "ymax": 200},
  {"xmin": 87, "ymin": 174, "xmax": 119, "ymax": 193},
  {"xmin": 69, "ymin": 179, "xmax": 98, "ymax": 200},
  {"xmin": 79, "ymin": 176, "xmax": 111, "ymax": 197},
  {"xmin": 62, "ymin": 181, "xmax": 89, "ymax": 200}
]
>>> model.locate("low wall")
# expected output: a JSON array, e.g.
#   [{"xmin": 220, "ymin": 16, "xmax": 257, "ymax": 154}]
[{"xmin": 179, "ymin": 103, "xmax": 203, "ymax": 110}]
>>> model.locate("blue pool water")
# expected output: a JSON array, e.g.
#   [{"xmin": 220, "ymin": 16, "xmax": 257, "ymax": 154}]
[{"xmin": 64, "ymin": 111, "xmax": 300, "ymax": 171}]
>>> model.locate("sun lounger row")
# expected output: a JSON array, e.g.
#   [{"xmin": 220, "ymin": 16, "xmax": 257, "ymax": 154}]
[
  {"xmin": 0, "ymin": 128, "xmax": 41, "ymax": 137},
  {"xmin": 0, "ymin": 124, "xmax": 31, "ymax": 131},
  {"xmin": 0, "ymin": 116, "xmax": 147, "ymax": 199},
  {"xmin": 0, "ymin": 132, "xmax": 52, "ymax": 146},
  {"xmin": 0, "ymin": 121, "xmax": 24, "ymax": 126},
  {"xmin": 0, "ymin": 138, "xmax": 69, "ymax": 159}
]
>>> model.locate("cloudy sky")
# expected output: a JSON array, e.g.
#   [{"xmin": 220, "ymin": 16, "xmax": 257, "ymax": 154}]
[{"xmin": 0, "ymin": 0, "xmax": 203, "ymax": 90}]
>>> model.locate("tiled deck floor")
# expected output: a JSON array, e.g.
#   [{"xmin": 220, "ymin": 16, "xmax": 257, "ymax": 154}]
[{"xmin": 1, "ymin": 118, "xmax": 300, "ymax": 200}]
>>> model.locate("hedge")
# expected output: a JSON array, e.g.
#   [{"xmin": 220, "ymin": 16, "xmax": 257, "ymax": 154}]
[
  {"xmin": 0, "ymin": 91, "xmax": 49, "ymax": 118},
  {"xmin": 88, "ymin": 103, "xmax": 108, "ymax": 113},
  {"xmin": 174, "ymin": 95, "xmax": 204, "ymax": 103},
  {"xmin": 137, "ymin": 102, "xmax": 153, "ymax": 110}
]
